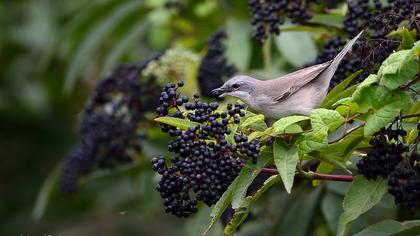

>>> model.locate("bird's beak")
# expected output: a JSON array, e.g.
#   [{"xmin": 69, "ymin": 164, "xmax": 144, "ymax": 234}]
[{"xmin": 211, "ymin": 87, "xmax": 227, "ymax": 98}]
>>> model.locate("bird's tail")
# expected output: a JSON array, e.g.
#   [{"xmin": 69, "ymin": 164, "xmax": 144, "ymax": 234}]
[{"xmin": 330, "ymin": 30, "xmax": 364, "ymax": 70}]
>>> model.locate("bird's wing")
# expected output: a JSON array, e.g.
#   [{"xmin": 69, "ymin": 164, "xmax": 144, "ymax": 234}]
[{"xmin": 269, "ymin": 61, "xmax": 331, "ymax": 102}]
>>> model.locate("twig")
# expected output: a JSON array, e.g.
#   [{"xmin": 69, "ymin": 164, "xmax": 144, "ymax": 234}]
[
  {"xmin": 402, "ymin": 77, "xmax": 420, "ymax": 91},
  {"xmin": 400, "ymin": 113, "xmax": 420, "ymax": 119},
  {"xmin": 329, "ymin": 122, "xmax": 365, "ymax": 144},
  {"xmin": 260, "ymin": 167, "xmax": 354, "ymax": 182}
]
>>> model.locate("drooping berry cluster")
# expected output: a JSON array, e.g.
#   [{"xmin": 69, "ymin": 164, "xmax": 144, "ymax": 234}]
[
  {"xmin": 314, "ymin": 0, "xmax": 418, "ymax": 89},
  {"xmin": 248, "ymin": 0, "xmax": 320, "ymax": 43},
  {"xmin": 60, "ymin": 61, "xmax": 160, "ymax": 194},
  {"xmin": 197, "ymin": 29, "xmax": 237, "ymax": 97},
  {"xmin": 357, "ymin": 128, "xmax": 406, "ymax": 180},
  {"xmin": 388, "ymin": 156, "xmax": 420, "ymax": 213},
  {"xmin": 357, "ymin": 123, "xmax": 420, "ymax": 213},
  {"xmin": 153, "ymin": 82, "xmax": 263, "ymax": 217}
]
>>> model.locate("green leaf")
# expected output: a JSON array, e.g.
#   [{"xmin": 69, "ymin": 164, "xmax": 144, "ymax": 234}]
[
  {"xmin": 378, "ymin": 49, "xmax": 419, "ymax": 90},
  {"xmin": 64, "ymin": 1, "xmax": 144, "ymax": 92},
  {"xmin": 362, "ymin": 89, "xmax": 411, "ymax": 136},
  {"xmin": 401, "ymin": 40, "xmax": 420, "ymax": 66},
  {"xmin": 312, "ymin": 162, "xmax": 334, "ymax": 186},
  {"xmin": 278, "ymin": 187, "xmax": 322, "ymax": 236},
  {"xmin": 224, "ymin": 175, "xmax": 282, "ymax": 235},
  {"xmin": 231, "ymin": 147, "xmax": 273, "ymax": 209},
  {"xmin": 273, "ymin": 139, "xmax": 298, "ymax": 193},
  {"xmin": 272, "ymin": 115, "xmax": 309, "ymax": 134},
  {"xmin": 354, "ymin": 219, "xmax": 420, "ymax": 236},
  {"xmin": 186, "ymin": 207, "xmax": 223, "ymax": 236},
  {"xmin": 225, "ymin": 18, "xmax": 251, "ymax": 70},
  {"xmin": 205, "ymin": 147, "xmax": 273, "ymax": 234},
  {"xmin": 240, "ymin": 111, "xmax": 267, "ymax": 132},
  {"xmin": 310, "ymin": 108, "xmax": 345, "ymax": 132},
  {"xmin": 400, "ymin": 29, "xmax": 415, "ymax": 49},
  {"xmin": 154, "ymin": 117, "xmax": 200, "ymax": 130},
  {"xmin": 321, "ymin": 70, "xmax": 362, "ymax": 108},
  {"xmin": 32, "ymin": 167, "xmax": 59, "ymax": 220},
  {"xmin": 284, "ymin": 123, "xmax": 304, "ymax": 133},
  {"xmin": 241, "ymin": 114, "xmax": 265, "ymax": 130},
  {"xmin": 308, "ymin": 13, "xmax": 343, "ymax": 28},
  {"xmin": 321, "ymin": 191, "xmax": 343, "ymax": 234},
  {"xmin": 297, "ymin": 126, "xmax": 329, "ymax": 154},
  {"xmin": 204, "ymin": 178, "xmax": 238, "ymax": 235},
  {"xmin": 275, "ymin": 30, "xmax": 317, "ymax": 67},
  {"xmin": 352, "ymin": 74, "xmax": 379, "ymax": 102},
  {"xmin": 337, "ymin": 176, "xmax": 388, "ymax": 236}
]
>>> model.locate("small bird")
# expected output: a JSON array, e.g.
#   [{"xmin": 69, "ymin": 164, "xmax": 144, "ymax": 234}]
[{"xmin": 211, "ymin": 31, "xmax": 364, "ymax": 118}]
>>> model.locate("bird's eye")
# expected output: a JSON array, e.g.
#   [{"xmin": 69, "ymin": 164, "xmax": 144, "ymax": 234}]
[{"xmin": 232, "ymin": 83, "xmax": 240, "ymax": 89}]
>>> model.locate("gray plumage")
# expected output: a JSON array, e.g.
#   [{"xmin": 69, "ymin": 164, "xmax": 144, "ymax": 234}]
[{"xmin": 211, "ymin": 31, "xmax": 364, "ymax": 118}]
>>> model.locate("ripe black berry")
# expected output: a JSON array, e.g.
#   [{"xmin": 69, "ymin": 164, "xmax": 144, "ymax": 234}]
[
  {"xmin": 60, "ymin": 59, "xmax": 160, "ymax": 194},
  {"xmin": 197, "ymin": 29, "xmax": 237, "ymax": 97},
  {"xmin": 152, "ymin": 82, "xmax": 267, "ymax": 217}
]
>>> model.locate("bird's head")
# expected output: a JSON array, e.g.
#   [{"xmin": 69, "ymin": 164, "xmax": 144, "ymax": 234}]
[{"xmin": 211, "ymin": 75, "xmax": 257, "ymax": 103}]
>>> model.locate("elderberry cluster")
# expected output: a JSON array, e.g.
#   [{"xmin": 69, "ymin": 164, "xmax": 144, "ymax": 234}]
[
  {"xmin": 357, "ymin": 128, "xmax": 406, "ymax": 180},
  {"xmin": 314, "ymin": 0, "xmax": 418, "ymax": 89},
  {"xmin": 153, "ymin": 82, "xmax": 263, "ymax": 217},
  {"xmin": 248, "ymin": 0, "xmax": 320, "ymax": 43},
  {"xmin": 60, "ymin": 60, "xmax": 160, "ymax": 194},
  {"xmin": 197, "ymin": 29, "xmax": 237, "ymax": 97},
  {"xmin": 357, "ymin": 124, "xmax": 420, "ymax": 213}
]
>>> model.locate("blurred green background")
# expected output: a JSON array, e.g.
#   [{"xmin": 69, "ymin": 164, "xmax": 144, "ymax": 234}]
[{"xmin": 0, "ymin": 0, "xmax": 413, "ymax": 235}]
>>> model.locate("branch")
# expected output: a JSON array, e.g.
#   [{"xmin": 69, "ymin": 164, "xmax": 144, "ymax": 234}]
[
  {"xmin": 260, "ymin": 167, "xmax": 354, "ymax": 182},
  {"xmin": 329, "ymin": 122, "xmax": 365, "ymax": 144},
  {"xmin": 400, "ymin": 113, "xmax": 420, "ymax": 119}
]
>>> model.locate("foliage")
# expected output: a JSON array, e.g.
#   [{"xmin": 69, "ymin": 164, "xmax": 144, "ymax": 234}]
[{"xmin": 1, "ymin": 0, "xmax": 419, "ymax": 235}]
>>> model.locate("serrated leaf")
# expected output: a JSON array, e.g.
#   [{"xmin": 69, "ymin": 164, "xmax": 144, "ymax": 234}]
[
  {"xmin": 297, "ymin": 126, "xmax": 329, "ymax": 154},
  {"xmin": 378, "ymin": 49, "xmax": 419, "ymax": 90},
  {"xmin": 273, "ymin": 139, "xmax": 298, "ymax": 193},
  {"xmin": 352, "ymin": 74, "xmax": 379, "ymax": 102},
  {"xmin": 224, "ymin": 175, "xmax": 281, "ymax": 235},
  {"xmin": 241, "ymin": 114, "xmax": 265, "ymax": 129},
  {"xmin": 354, "ymin": 219, "xmax": 420, "ymax": 236},
  {"xmin": 337, "ymin": 176, "xmax": 387, "ymax": 236},
  {"xmin": 272, "ymin": 115, "xmax": 309, "ymax": 134},
  {"xmin": 401, "ymin": 40, "xmax": 420, "ymax": 66},
  {"xmin": 231, "ymin": 147, "xmax": 273, "ymax": 209},
  {"xmin": 204, "ymin": 178, "xmax": 238, "ymax": 235},
  {"xmin": 284, "ymin": 123, "xmax": 304, "ymax": 133},
  {"xmin": 363, "ymin": 89, "xmax": 411, "ymax": 136},
  {"xmin": 321, "ymin": 70, "xmax": 362, "ymax": 108},
  {"xmin": 207, "ymin": 147, "xmax": 274, "ymax": 235},
  {"xmin": 154, "ymin": 117, "xmax": 200, "ymax": 130},
  {"xmin": 310, "ymin": 108, "xmax": 345, "ymax": 132},
  {"xmin": 240, "ymin": 111, "xmax": 267, "ymax": 132}
]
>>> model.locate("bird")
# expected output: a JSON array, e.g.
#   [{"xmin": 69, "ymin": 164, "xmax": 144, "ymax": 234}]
[{"xmin": 211, "ymin": 31, "xmax": 364, "ymax": 119}]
